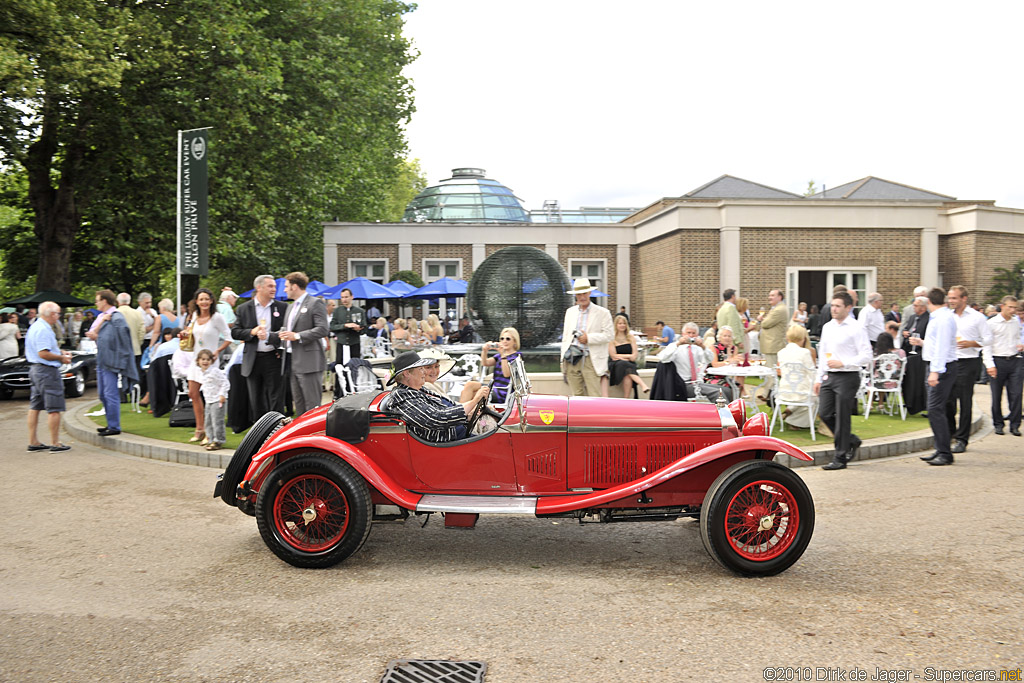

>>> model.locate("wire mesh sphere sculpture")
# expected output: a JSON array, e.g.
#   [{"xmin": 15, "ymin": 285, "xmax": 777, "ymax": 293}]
[{"xmin": 467, "ymin": 247, "xmax": 571, "ymax": 348}]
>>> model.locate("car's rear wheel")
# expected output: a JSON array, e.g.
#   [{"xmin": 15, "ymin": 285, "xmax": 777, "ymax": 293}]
[
  {"xmin": 219, "ymin": 411, "xmax": 285, "ymax": 512},
  {"xmin": 700, "ymin": 460, "xmax": 814, "ymax": 576},
  {"xmin": 255, "ymin": 453, "xmax": 372, "ymax": 568},
  {"xmin": 65, "ymin": 370, "xmax": 86, "ymax": 398}
]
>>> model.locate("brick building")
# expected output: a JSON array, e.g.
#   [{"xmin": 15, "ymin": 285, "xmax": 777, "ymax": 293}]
[{"xmin": 322, "ymin": 174, "xmax": 1024, "ymax": 333}]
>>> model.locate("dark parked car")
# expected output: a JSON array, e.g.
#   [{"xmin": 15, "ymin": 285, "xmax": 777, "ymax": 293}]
[{"xmin": 0, "ymin": 351, "xmax": 96, "ymax": 399}]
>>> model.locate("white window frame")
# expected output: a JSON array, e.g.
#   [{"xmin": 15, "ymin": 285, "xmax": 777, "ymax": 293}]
[
  {"xmin": 420, "ymin": 258, "xmax": 464, "ymax": 323},
  {"xmin": 785, "ymin": 266, "xmax": 877, "ymax": 310},
  {"xmin": 348, "ymin": 258, "xmax": 389, "ymax": 284},
  {"xmin": 567, "ymin": 258, "xmax": 607, "ymax": 295}
]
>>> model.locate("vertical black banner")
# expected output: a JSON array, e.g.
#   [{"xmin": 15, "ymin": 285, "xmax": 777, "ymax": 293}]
[{"xmin": 179, "ymin": 129, "xmax": 209, "ymax": 275}]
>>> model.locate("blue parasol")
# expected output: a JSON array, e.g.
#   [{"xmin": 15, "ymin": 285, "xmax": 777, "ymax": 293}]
[
  {"xmin": 321, "ymin": 277, "xmax": 400, "ymax": 300},
  {"xmin": 405, "ymin": 277, "xmax": 468, "ymax": 299}
]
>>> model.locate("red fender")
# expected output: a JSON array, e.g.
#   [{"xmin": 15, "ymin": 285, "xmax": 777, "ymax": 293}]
[
  {"xmin": 535, "ymin": 435, "xmax": 810, "ymax": 515},
  {"xmin": 245, "ymin": 436, "xmax": 423, "ymax": 510}
]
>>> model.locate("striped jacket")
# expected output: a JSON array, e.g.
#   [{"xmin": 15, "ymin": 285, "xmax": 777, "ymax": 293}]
[{"xmin": 390, "ymin": 383, "xmax": 467, "ymax": 442}]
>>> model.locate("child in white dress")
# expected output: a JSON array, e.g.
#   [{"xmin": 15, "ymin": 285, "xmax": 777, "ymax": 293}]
[{"xmin": 195, "ymin": 349, "xmax": 230, "ymax": 450}]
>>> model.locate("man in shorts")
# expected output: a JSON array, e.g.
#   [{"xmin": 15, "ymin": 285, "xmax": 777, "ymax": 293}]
[{"xmin": 26, "ymin": 301, "xmax": 72, "ymax": 452}]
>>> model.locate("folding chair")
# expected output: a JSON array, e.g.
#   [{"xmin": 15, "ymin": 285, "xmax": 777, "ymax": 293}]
[{"xmin": 770, "ymin": 362, "xmax": 818, "ymax": 441}]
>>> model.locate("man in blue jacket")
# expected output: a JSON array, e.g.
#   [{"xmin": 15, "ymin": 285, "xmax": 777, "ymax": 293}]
[{"xmin": 86, "ymin": 289, "xmax": 138, "ymax": 436}]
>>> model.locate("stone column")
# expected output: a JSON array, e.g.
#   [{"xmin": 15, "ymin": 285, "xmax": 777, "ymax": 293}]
[
  {"xmin": 719, "ymin": 226, "xmax": 741, "ymax": 293},
  {"xmin": 398, "ymin": 243, "xmax": 412, "ymax": 272},
  {"xmin": 472, "ymin": 243, "xmax": 486, "ymax": 272},
  {"xmin": 920, "ymin": 226, "xmax": 939, "ymax": 288},
  {"xmin": 616, "ymin": 243, "xmax": 631, "ymax": 315},
  {"xmin": 324, "ymin": 244, "xmax": 339, "ymax": 286}
]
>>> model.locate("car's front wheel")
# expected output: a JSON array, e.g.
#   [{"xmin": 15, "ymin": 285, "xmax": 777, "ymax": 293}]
[
  {"xmin": 700, "ymin": 460, "xmax": 814, "ymax": 576},
  {"xmin": 65, "ymin": 370, "xmax": 86, "ymax": 398},
  {"xmin": 255, "ymin": 453, "xmax": 372, "ymax": 568},
  {"xmin": 219, "ymin": 411, "xmax": 286, "ymax": 512}
]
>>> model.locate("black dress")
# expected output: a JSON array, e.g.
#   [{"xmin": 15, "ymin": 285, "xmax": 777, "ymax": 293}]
[{"xmin": 608, "ymin": 342, "xmax": 638, "ymax": 386}]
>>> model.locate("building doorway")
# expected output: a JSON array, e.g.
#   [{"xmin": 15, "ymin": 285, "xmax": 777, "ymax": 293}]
[{"xmin": 787, "ymin": 267, "xmax": 876, "ymax": 315}]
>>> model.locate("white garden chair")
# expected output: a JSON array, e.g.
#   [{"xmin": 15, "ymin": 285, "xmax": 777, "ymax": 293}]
[
  {"xmin": 769, "ymin": 362, "xmax": 818, "ymax": 441},
  {"xmin": 863, "ymin": 353, "xmax": 907, "ymax": 420}
]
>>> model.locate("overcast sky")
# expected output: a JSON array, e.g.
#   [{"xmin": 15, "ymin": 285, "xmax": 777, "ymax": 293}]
[{"xmin": 402, "ymin": 1, "xmax": 1024, "ymax": 212}]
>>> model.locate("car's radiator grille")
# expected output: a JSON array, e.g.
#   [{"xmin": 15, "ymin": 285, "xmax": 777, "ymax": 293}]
[
  {"xmin": 526, "ymin": 450, "xmax": 559, "ymax": 479},
  {"xmin": 584, "ymin": 444, "xmax": 639, "ymax": 484}
]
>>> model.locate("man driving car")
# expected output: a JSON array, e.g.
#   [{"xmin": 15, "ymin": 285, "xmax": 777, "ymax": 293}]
[{"xmin": 387, "ymin": 351, "xmax": 488, "ymax": 442}]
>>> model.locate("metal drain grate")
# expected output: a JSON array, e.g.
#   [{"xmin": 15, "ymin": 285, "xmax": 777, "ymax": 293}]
[{"xmin": 380, "ymin": 659, "xmax": 486, "ymax": 683}]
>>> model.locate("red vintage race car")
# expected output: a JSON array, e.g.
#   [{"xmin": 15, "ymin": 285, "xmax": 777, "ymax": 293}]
[{"xmin": 215, "ymin": 360, "xmax": 814, "ymax": 575}]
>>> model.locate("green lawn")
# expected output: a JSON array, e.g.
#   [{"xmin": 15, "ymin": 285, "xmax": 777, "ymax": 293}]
[
  {"xmin": 751, "ymin": 402, "xmax": 930, "ymax": 448},
  {"xmin": 742, "ymin": 377, "xmax": 929, "ymax": 448},
  {"xmin": 88, "ymin": 404, "xmax": 246, "ymax": 450}
]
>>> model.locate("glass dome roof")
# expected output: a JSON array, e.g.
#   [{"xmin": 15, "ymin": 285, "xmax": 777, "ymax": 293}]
[{"xmin": 402, "ymin": 168, "xmax": 531, "ymax": 223}]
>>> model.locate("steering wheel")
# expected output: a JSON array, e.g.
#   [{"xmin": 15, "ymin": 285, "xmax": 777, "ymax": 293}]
[{"xmin": 465, "ymin": 400, "xmax": 502, "ymax": 434}]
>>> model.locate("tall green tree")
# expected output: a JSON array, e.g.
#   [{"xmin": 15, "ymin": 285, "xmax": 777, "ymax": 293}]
[
  {"xmin": 1, "ymin": 0, "xmax": 416, "ymax": 296},
  {"xmin": 986, "ymin": 260, "xmax": 1024, "ymax": 300}
]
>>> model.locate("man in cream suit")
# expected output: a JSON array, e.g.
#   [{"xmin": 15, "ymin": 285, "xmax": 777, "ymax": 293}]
[
  {"xmin": 560, "ymin": 278, "xmax": 614, "ymax": 396},
  {"xmin": 278, "ymin": 272, "xmax": 329, "ymax": 416},
  {"xmin": 756, "ymin": 287, "xmax": 789, "ymax": 398}
]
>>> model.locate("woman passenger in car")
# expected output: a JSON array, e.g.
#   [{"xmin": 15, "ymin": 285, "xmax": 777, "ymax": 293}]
[
  {"xmin": 387, "ymin": 351, "xmax": 488, "ymax": 443},
  {"xmin": 459, "ymin": 326, "xmax": 522, "ymax": 406}
]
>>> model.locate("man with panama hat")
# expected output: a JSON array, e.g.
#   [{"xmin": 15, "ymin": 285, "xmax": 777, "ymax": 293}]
[
  {"xmin": 386, "ymin": 351, "xmax": 488, "ymax": 442},
  {"xmin": 560, "ymin": 278, "xmax": 614, "ymax": 397}
]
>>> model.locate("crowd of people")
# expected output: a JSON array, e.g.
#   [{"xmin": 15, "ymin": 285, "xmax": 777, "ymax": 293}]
[
  {"xmin": 16, "ymin": 272, "xmax": 500, "ymax": 452},
  {"xmin": 610, "ymin": 282, "xmax": 1022, "ymax": 471},
  {"xmin": 16, "ymin": 272, "xmax": 1024, "ymax": 459}
]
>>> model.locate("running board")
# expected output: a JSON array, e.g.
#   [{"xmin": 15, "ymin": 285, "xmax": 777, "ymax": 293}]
[{"xmin": 416, "ymin": 495, "xmax": 538, "ymax": 514}]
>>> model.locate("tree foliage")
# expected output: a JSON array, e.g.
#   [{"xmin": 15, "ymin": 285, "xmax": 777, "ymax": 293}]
[
  {"xmin": 0, "ymin": 0, "xmax": 417, "ymax": 300},
  {"xmin": 391, "ymin": 269, "xmax": 423, "ymax": 288},
  {"xmin": 986, "ymin": 260, "xmax": 1024, "ymax": 300}
]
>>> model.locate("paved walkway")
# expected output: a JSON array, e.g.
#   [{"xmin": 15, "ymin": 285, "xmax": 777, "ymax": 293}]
[{"xmin": 63, "ymin": 386, "xmax": 996, "ymax": 470}]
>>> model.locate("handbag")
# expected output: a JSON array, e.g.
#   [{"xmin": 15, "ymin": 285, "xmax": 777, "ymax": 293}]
[{"xmin": 179, "ymin": 317, "xmax": 195, "ymax": 352}]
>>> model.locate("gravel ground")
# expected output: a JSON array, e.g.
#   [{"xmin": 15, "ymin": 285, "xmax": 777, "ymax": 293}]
[{"xmin": 1, "ymin": 390, "xmax": 1021, "ymax": 682}]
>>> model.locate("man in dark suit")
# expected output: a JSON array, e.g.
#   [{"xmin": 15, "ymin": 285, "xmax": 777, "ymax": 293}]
[
  {"xmin": 884, "ymin": 303, "xmax": 901, "ymax": 324},
  {"xmin": 231, "ymin": 274, "xmax": 288, "ymax": 420},
  {"xmin": 329, "ymin": 287, "xmax": 364, "ymax": 364},
  {"xmin": 278, "ymin": 272, "xmax": 329, "ymax": 416}
]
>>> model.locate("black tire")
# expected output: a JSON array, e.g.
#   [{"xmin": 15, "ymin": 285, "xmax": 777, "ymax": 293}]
[
  {"xmin": 219, "ymin": 411, "xmax": 286, "ymax": 511},
  {"xmin": 65, "ymin": 370, "xmax": 86, "ymax": 398},
  {"xmin": 699, "ymin": 460, "xmax": 814, "ymax": 576},
  {"xmin": 255, "ymin": 453, "xmax": 372, "ymax": 569},
  {"xmin": 0, "ymin": 386, "xmax": 13, "ymax": 400}
]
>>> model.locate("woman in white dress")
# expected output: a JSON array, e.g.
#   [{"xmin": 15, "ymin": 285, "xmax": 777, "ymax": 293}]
[
  {"xmin": 776, "ymin": 324, "xmax": 818, "ymax": 429},
  {"xmin": 180, "ymin": 288, "xmax": 230, "ymax": 443},
  {"xmin": 0, "ymin": 312, "xmax": 21, "ymax": 359}
]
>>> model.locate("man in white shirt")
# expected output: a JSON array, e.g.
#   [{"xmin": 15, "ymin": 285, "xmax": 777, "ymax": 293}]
[
  {"xmin": 660, "ymin": 322, "xmax": 724, "ymax": 401},
  {"xmin": 814, "ymin": 291, "xmax": 872, "ymax": 470},
  {"xmin": 945, "ymin": 285, "xmax": 993, "ymax": 453},
  {"xmin": 983, "ymin": 295, "xmax": 1023, "ymax": 436},
  {"xmin": 859, "ymin": 292, "xmax": 885, "ymax": 348},
  {"xmin": 920, "ymin": 287, "xmax": 959, "ymax": 466}
]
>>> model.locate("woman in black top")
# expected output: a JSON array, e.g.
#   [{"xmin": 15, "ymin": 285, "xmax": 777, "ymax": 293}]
[{"xmin": 607, "ymin": 315, "xmax": 649, "ymax": 397}]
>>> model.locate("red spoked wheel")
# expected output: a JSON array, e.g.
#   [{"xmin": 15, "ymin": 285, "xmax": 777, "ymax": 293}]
[
  {"xmin": 723, "ymin": 479, "xmax": 799, "ymax": 561},
  {"xmin": 700, "ymin": 460, "xmax": 814, "ymax": 576},
  {"xmin": 256, "ymin": 453, "xmax": 372, "ymax": 568},
  {"xmin": 273, "ymin": 474, "xmax": 351, "ymax": 552}
]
